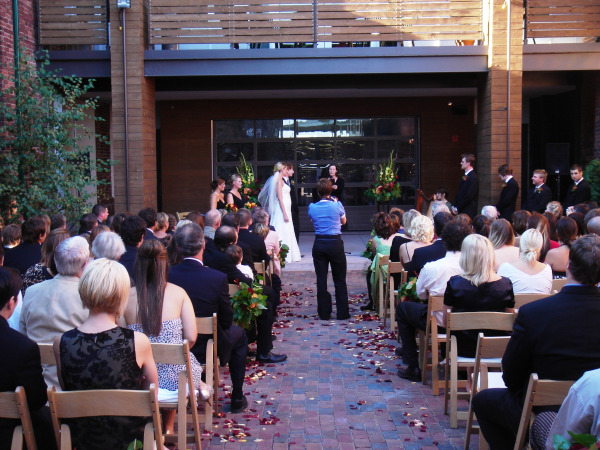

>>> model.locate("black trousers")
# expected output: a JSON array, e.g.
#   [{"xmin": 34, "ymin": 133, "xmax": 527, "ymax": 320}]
[
  {"xmin": 312, "ymin": 236, "xmax": 349, "ymax": 319},
  {"xmin": 256, "ymin": 299, "xmax": 274, "ymax": 357},
  {"xmin": 471, "ymin": 388, "xmax": 524, "ymax": 450},
  {"xmin": 222, "ymin": 325, "xmax": 248, "ymax": 399},
  {"xmin": 396, "ymin": 301, "xmax": 428, "ymax": 369}
]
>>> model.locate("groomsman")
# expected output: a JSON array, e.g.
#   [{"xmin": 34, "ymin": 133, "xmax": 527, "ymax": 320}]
[
  {"xmin": 496, "ymin": 164, "xmax": 519, "ymax": 220},
  {"xmin": 564, "ymin": 163, "xmax": 591, "ymax": 211},
  {"xmin": 523, "ymin": 169, "xmax": 552, "ymax": 214},
  {"xmin": 452, "ymin": 153, "xmax": 479, "ymax": 219}
]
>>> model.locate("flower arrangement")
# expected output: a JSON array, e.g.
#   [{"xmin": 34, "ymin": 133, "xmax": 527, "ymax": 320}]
[
  {"xmin": 244, "ymin": 201, "xmax": 257, "ymax": 210},
  {"xmin": 554, "ymin": 432, "xmax": 598, "ymax": 449},
  {"xmin": 365, "ymin": 152, "xmax": 402, "ymax": 203},
  {"xmin": 399, "ymin": 277, "xmax": 423, "ymax": 303},
  {"xmin": 231, "ymin": 277, "xmax": 268, "ymax": 330},
  {"xmin": 237, "ymin": 155, "xmax": 262, "ymax": 203},
  {"xmin": 360, "ymin": 230, "xmax": 376, "ymax": 261},
  {"xmin": 225, "ymin": 203, "xmax": 238, "ymax": 212},
  {"xmin": 278, "ymin": 241, "xmax": 289, "ymax": 268}
]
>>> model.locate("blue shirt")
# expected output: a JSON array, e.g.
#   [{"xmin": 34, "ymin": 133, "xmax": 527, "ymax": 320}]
[{"xmin": 308, "ymin": 199, "xmax": 346, "ymax": 235}]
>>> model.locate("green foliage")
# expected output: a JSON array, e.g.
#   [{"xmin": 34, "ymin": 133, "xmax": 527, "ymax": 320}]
[
  {"xmin": 127, "ymin": 439, "xmax": 143, "ymax": 450},
  {"xmin": 237, "ymin": 154, "xmax": 262, "ymax": 204},
  {"xmin": 278, "ymin": 241, "xmax": 289, "ymax": 268},
  {"xmin": 554, "ymin": 431, "xmax": 598, "ymax": 449},
  {"xmin": 0, "ymin": 49, "xmax": 113, "ymax": 224},
  {"xmin": 399, "ymin": 277, "xmax": 422, "ymax": 303},
  {"xmin": 231, "ymin": 277, "xmax": 268, "ymax": 330},
  {"xmin": 365, "ymin": 152, "xmax": 402, "ymax": 203},
  {"xmin": 584, "ymin": 159, "xmax": 600, "ymax": 205}
]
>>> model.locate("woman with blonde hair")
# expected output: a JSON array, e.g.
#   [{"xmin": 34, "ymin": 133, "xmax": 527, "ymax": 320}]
[
  {"xmin": 258, "ymin": 161, "xmax": 300, "ymax": 262},
  {"xmin": 497, "ymin": 229, "xmax": 552, "ymax": 294},
  {"xmin": 545, "ymin": 201, "xmax": 563, "ymax": 221},
  {"xmin": 399, "ymin": 214, "xmax": 433, "ymax": 265},
  {"xmin": 153, "ymin": 212, "xmax": 170, "ymax": 241},
  {"xmin": 226, "ymin": 173, "xmax": 247, "ymax": 210},
  {"xmin": 54, "ymin": 258, "xmax": 158, "ymax": 450},
  {"xmin": 489, "ymin": 219, "xmax": 520, "ymax": 271},
  {"xmin": 443, "ymin": 234, "xmax": 515, "ymax": 357}
]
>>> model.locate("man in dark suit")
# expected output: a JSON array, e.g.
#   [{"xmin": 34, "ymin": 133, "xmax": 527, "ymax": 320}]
[
  {"xmin": 117, "ymin": 215, "xmax": 146, "ymax": 277},
  {"xmin": 403, "ymin": 211, "xmax": 453, "ymax": 277},
  {"xmin": 452, "ymin": 153, "xmax": 479, "ymax": 219},
  {"xmin": 496, "ymin": 164, "xmax": 519, "ymax": 220},
  {"xmin": 564, "ymin": 163, "xmax": 592, "ymax": 210},
  {"xmin": 168, "ymin": 223, "xmax": 249, "ymax": 413},
  {"xmin": 203, "ymin": 226, "xmax": 286, "ymax": 364},
  {"xmin": 523, "ymin": 169, "xmax": 552, "ymax": 214},
  {"xmin": 3, "ymin": 216, "xmax": 46, "ymax": 276},
  {"xmin": 221, "ymin": 213, "xmax": 254, "ymax": 269},
  {"xmin": 138, "ymin": 207, "xmax": 158, "ymax": 241},
  {"xmin": 0, "ymin": 267, "xmax": 56, "ymax": 449},
  {"xmin": 472, "ymin": 234, "xmax": 600, "ymax": 449}
]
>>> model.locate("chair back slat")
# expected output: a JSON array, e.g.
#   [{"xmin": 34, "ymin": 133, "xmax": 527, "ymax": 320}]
[
  {"xmin": 446, "ymin": 311, "xmax": 516, "ymax": 332},
  {"xmin": 196, "ymin": 313, "xmax": 216, "ymax": 335},
  {"xmin": 151, "ymin": 342, "xmax": 186, "ymax": 365},
  {"xmin": 38, "ymin": 343, "xmax": 56, "ymax": 365},
  {"xmin": 551, "ymin": 278, "xmax": 568, "ymax": 293},
  {"xmin": 229, "ymin": 283, "xmax": 241, "ymax": 297},
  {"xmin": 50, "ymin": 389, "xmax": 156, "ymax": 417},
  {"xmin": 514, "ymin": 293, "xmax": 550, "ymax": 310}
]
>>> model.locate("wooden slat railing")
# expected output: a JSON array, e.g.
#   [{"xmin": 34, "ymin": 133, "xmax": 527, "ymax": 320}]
[
  {"xmin": 526, "ymin": 0, "xmax": 600, "ymax": 39},
  {"xmin": 38, "ymin": 0, "xmax": 108, "ymax": 46}
]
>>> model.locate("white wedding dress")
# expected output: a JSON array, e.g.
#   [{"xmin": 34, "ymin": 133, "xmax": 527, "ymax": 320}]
[{"xmin": 259, "ymin": 172, "xmax": 301, "ymax": 263}]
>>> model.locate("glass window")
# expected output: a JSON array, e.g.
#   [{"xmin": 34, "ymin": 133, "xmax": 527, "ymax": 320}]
[
  {"xmin": 256, "ymin": 119, "xmax": 294, "ymax": 139},
  {"xmin": 377, "ymin": 118, "xmax": 416, "ymax": 137},
  {"xmin": 214, "ymin": 120, "xmax": 254, "ymax": 139},
  {"xmin": 296, "ymin": 140, "xmax": 334, "ymax": 161},
  {"xmin": 257, "ymin": 141, "xmax": 294, "ymax": 161},
  {"xmin": 297, "ymin": 163, "xmax": 325, "ymax": 184},
  {"xmin": 216, "ymin": 143, "xmax": 253, "ymax": 162},
  {"xmin": 378, "ymin": 139, "xmax": 417, "ymax": 160},
  {"xmin": 338, "ymin": 163, "xmax": 375, "ymax": 183},
  {"xmin": 337, "ymin": 140, "xmax": 374, "ymax": 160},
  {"xmin": 297, "ymin": 119, "xmax": 335, "ymax": 138},
  {"xmin": 335, "ymin": 118, "xmax": 375, "ymax": 137}
]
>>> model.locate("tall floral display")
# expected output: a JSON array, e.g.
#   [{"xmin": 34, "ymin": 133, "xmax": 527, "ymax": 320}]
[
  {"xmin": 365, "ymin": 152, "xmax": 402, "ymax": 204},
  {"xmin": 237, "ymin": 155, "xmax": 262, "ymax": 208}
]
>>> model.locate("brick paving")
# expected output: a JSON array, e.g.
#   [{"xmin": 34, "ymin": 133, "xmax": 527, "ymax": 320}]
[{"xmin": 201, "ymin": 270, "xmax": 473, "ymax": 449}]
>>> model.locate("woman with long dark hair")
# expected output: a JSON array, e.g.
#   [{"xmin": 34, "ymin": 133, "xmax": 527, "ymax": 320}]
[
  {"xmin": 121, "ymin": 239, "xmax": 210, "ymax": 434},
  {"xmin": 210, "ymin": 176, "xmax": 227, "ymax": 210}
]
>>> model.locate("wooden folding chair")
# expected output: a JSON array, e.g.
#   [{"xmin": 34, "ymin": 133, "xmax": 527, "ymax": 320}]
[
  {"xmin": 514, "ymin": 373, "xmax": 574, "ymax": 450},
  {"xmin": 382, "ymin": 262, "xmax": 405, "ymax": 331},
  {"xmin": 176, "ymin": 211, "xmax": 190, "ymax": 221},
  {"xmin": 464, "ymin": 333, "xmax": 511, "ymax": 450},
  {"xmin": 551, "ymin": 278, "xmax": 568, "ymax": 293},
  {"xmin": 37, "ymin": 343, "xmax": 56, "ymax": 365},
  {"xmin": 196, "ymin": 313, "xmax": 220, "ymax": 416},
  {"xmin": 444, "ymin": 311, "xmax": 516, "ymax": 428},
  {"xmin": 0, "ymin": 387, "xmax": 36, "ymax": 450},
  {"xmin": 47, "ymin": 384, "xmax": 163, "ymax": 450},
  {"xmin": 254, "ymin": 260, "xmax": 270, "ymax": 285},
  {"xmin": 375, "ymin": 254, "xmax": 389, "ymax": 315},
  {"xmin": 151, "ymin": 340, "xmax": 204, "ymax": 447},
  {"xmin": 229, "ymin": 283, "xmax": 241, "ymax": 297},
  {"xmin": 514, "ymin": 293, "xmax": 550, "ymax": 310},
  {"xmin": 419, "ymin": 296, "xmax": 448, "ymax": 395}
]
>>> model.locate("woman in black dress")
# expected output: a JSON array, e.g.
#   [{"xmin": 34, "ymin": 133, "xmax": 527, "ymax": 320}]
[
  {"xmin": 226, "ymin": 174, "xmax": 247, "ymax": 210},
  {"xmin": 328, "ymin": 164, "xmax": 345, "ymax": 201},
  {"xmin": 54, "ymin": 258, "xmax": 158, "ymax": 450},
  {"xmin": 209, "ymin": 177, "xmax": 227, "ymax": 210},
  {"xmin": 444, "ymin": 234, "xmax": 515, "ymax": 358}
]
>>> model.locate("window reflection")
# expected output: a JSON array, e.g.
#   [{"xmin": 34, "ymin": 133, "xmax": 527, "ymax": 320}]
[
  {"xmin": 216, "ymin": 143, "xmax": 253, "ymax": 162},
  {"xmin": 296, "ymin": 140, "xmax": 334, "ymax": 161},
  {"xmin": 335, "ymin": 119, "xmax": 375, "ymax": 137},
  {"xmin": 297, "ymin": 119, "xmax": 335, "ymax": 138}
]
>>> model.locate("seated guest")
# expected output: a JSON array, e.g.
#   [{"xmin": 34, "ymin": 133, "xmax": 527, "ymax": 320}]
[
  {"xmin": 22, "ymin": 228, "xmax": 70, "ymax": 294},
  {"xmin": 92, "ymin": 204, "xmax": 109, "ymax": 225},
  {"xmin": 443, "ymin": 234, "xmax": 514, "ymax": 358},
  {"xmin": 204, "ymin": 210, "xmax": 221, "ymax": 240},
  {"xmin": 362, "ymin": 212, "xmax": 397, "ymax": 311},
  {"xmin": 0, "ymin": 267, "xmax": 56, "ymax": 450},
  {"xmin": 91, "ymin": 231, "xmax": 126, "ymax": 261},
  {"xmin": 252, "ymin": 210, "xmax": 281, "ymax": 276},
  {"xmin": 167, "ymin": 214, "xmax": 177, "ymax": 235},
  {"xmin": 545, "ymin": 201, "xmax": 563, "ymax": 222},
  {"xmin": 225, "ymin": 244, "xmax": 254, "ymax": 279},
  {"xmin": 88, "ymin": 224, "xmax": 109, "ymax": 253},
  {"xmin": 587, "ymin": 216, "xmax": 600, "ymax": 236},
  {"xmin": 472, "ymin": 214, "xmax": 491, "ymax": 237},
  {"xmin": 153, "ymin": 212, "xmax": 170, "ymax": 243},
  {"xmin": 236, "ymin": 208, "xmax": 272, "ymax": 266},
  {"xmin": 118, "ymin": 215, "xmax": 146, "ymax": 277},
  {"xmin": 481, "ymin": 205, "xmax": 499, "ymax": 222},
  {"xmin": 138, "ymin": 207, "xmax": 159, "ymax": 241},
  {"xmin": 220, "ymin": 213, "xmax": 253, "ymax": 269},
  {"xmin": 399, "ymin": 214, "xmax": 433, "ymax": 266},
  {"xmin": 396, "ymin": 221, "xmax": 472, "ymax": 381},
  {"xmin": 54, "ymin": 258, "xmax": 157, "ymax": 450},
  {"xmin": 78, "ymin": 213, "xmax": 98, "ymax": 240},
  {"xmin": 50, "ymin": 214, "xmax": 67, "ymax": 232},
  {"xmin": 390, "ymin": 209, "xmax": 421, "ymax": 262},
  {"xmin": 109, "ymin": 212, "xmax": 128, "ymax": 234},
  {"xmin": 568, "ymin": 211, "xmax": 585, "ymax": 237},
  {"xmin": 512, "ymin": 210, "xmax": 531, "ymax": 247},
  {"xmin": 122, "ymin": 240, "xmax": 210, "ymax": 434},
  {"xmin": 527, "ymin": 213, "xmax": 556, "ymax": 262},
  {"xmin": 167, "ymin": 224, "xmax": 249, "ymax": 412},
  {"xmin": 186, "ymin": 211, "xmax": 205, "ymax": 229},
  {"xmin": 472, "ymin": 234, "xmax": 600, "ymax": 449},
  {"xmin": 544, "ymin": 211, "xmax": 559, "ymax": 242},
  {"xmin": 583, "ymin": 208, "xmax": 600, "ymax": 233},
  {"xmin": 489, "ymin": 219, "xmax": 519, "ymax": 271},
  {"xmin": 4, "ymin": 216, "xmax": 47, "ymax": 276},
  {"xmin": 545, "ymin": 217, "xmax": 578, "ymax": 278},
  {"xmin": 403, "ymin": 212, "xmax": 454, "ymax": 277},
  {"xmin": 497, "ymin": 229, "xmax": 552, "ymax": 294},
  {"xmin": 389, "ymin": 208, "xmax": 404, "ymax": 234},
  {"xmin": 19, "ymin": 236, "xmax": 90, "ymax": 388},
  {"xmin": 2, "ymin": 223, "xmax": 21, "ymax": 248}
]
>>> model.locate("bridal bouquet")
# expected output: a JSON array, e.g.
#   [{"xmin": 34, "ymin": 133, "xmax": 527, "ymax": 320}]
[
  {"xmin": 237, "ymin": 155, "xmax": 262, "ymax": 204},
  {"xmin": 365, "ymin": 152, "xmax": 402, "ymax": 203}
]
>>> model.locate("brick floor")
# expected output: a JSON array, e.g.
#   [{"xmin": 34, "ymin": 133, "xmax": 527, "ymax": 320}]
[{"xmin": 198, "ymin": 270, "xmax": 473, "ymax": 449}]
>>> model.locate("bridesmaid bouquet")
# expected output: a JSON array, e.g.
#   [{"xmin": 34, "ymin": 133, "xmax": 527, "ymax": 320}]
[
  {"xmin": 278, "ymin": 242, "xmax": 289, "ymax": 268},
  {"xmin": 231, "ymin": 278, "xmax": 268, "ymax": 330},
  {"xmin": 237, "ymin": 155, "xmax": 262, "ymax": 204}
]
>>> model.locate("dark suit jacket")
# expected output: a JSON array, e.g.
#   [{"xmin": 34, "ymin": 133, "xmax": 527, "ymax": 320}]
[
  {"xmin": 203, "ymin": 239, "xmax": 253, "ymax": 285},
  {"xmin": 144, "ymin": 229, "xmax": 158, "ymax": 241},
  {"xmin": 168, "ymin": 259, "xmax": 234, "ymax": 364},
  {"xmin": 496, "ymin": 177, "xmax": 519, "ymax": 220},
  {"xmin": 454, "ymin": 170, "xmax": 479, "ymax": 218},
  {"xmin": 286, "ymin": 178, "xmax": 300, "ymax": 240},
  {"xmin": 0, "ymin": 316, "xmax": 48, "ymax": 445},
  {"xmin": 564, "ymin": 179, "xmax": 591, "ymax": 208},
  {"xmin": 118, "ymin": 244, "xmax": 138, "ymax": 278},
  {"xmin": 523, "ymin": 184, "xmax": 552, "ymax": 214},
  {"xmin": 237, "ymin": 228, "xmax": 270, "ymax": 264},
  {"xmin": 403, "ymin": 240, "xmax": 446, "ymax": 277},
  {"xmin": 502, "ymin": 285, "xmax": 600, "ymax": 400},
  {"xmin": 3, "ymin": 243, "xmax": 42, "ymax": 276}
]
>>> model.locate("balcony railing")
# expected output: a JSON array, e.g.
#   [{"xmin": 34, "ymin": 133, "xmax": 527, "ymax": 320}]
[{"xmin": 36, "ymin": 0, "xmax": 599, "ymax": 49}]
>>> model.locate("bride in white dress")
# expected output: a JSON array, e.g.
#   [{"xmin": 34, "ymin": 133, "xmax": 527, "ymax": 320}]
[{"xmin": 258, "ymin": 162, "xmax": 301, "ymax": 262}]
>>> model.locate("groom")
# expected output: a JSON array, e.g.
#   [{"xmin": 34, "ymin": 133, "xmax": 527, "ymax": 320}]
[{"xmin": 282, "ymin": 161, "xmax": 300, "ymax": 243}]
